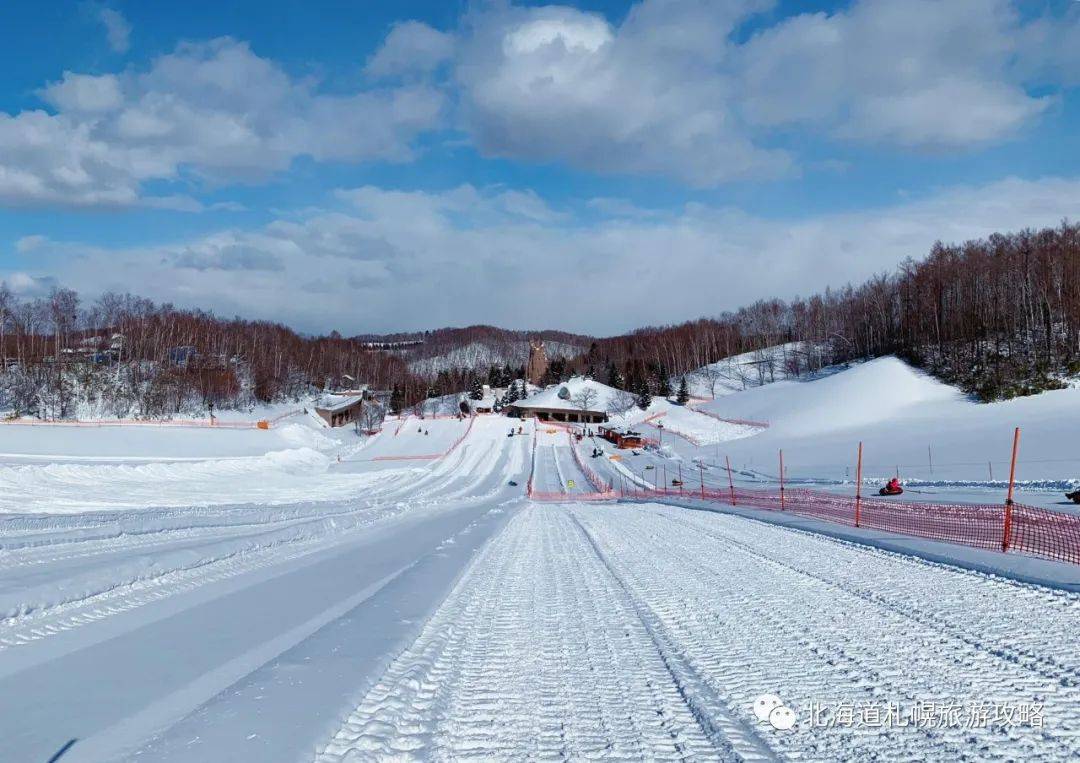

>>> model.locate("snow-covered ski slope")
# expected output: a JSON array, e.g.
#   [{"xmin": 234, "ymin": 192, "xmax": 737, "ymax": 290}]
[
  {"xmin": 2, "ymin": 369, "xmax": 1080, "ymax": 762},
  {"xmin": 316, "ymin": 503, "xmax": 1080, "ymax": 761}
]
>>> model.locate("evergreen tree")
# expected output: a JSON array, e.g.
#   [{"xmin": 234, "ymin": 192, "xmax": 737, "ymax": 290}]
[
  {"xmin": 505, "ymin": 380, "xmax": 519, "ymax": 404},
  {"xmin": 389, "ymin": 385, "xmax": 405, "ymax": 415},
  {"xmin": 502, "ymin": 363, "xmax": 513, "ymax": 386},
  {"xmin": 488, "ymin": 364, "xmax": 502, "ymax": 388},
  {"xmin": 676, "ymin": 376, "xmax": 690, "ymax": 405},
  {"xmin": 469, "ymin": 375, "xmax": 484, "ymax": 401},
  {"xmin": 544, "ymin": 357, "xmax": 567, "ymax": 385},
  {"xmin": 606, "ymin": 361, "xmax": 625, "ymax": 390},
  {"xmin": 656, "ymin": 363, "xmax": 672, "ymax": 398},
  {"xmin": 636, "ymin": 386, "xmax": 652, "ymax": 410}
]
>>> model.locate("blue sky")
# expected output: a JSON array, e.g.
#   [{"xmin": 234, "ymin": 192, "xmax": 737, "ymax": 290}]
[{"xmin": 0, "ymin": 0, "xmax": 1078, "ymax": 334}]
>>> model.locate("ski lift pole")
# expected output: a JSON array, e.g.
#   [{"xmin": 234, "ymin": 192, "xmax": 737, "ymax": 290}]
[
  {"xmin": 854, "ymin": 442, "xmax": 863, "ymax": 528},
  {"xmin": 779, "ymin": 449, "xmax": 785, "ymax": 511},
  {"xmin": 725, "ymin": 455, "xmax": 736, "ymax": 506},
  {"xmin": 1003, "ymin": 427, "xmax": 1020, "ymax": 552}
]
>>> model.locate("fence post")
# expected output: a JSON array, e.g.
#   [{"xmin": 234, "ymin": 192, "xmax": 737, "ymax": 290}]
[
  {"xmin": 779, "ymin": 449, "xmax": 785, "ymax": 511},
  {"xmin": 1003, "ymin": 427, "xmax": 1020, "ymax": 552},
  {"xmin": 725, "ymin": 455, "xmax": 736, "ymax": 506},
  {"xmin": 854, "ymin": 441, "xmax": 863, "ymax": 528},
  {"xmin": 699, "ymin": 463, "xmax": 705, "ymax": 500},
  {"xmin": 678, "ymin": 463, "xmax": 683, "ymax": 494}
]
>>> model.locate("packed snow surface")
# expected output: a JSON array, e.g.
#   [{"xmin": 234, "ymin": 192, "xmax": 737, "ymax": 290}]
[
  {"xmin": 2, "ymin": 356, "xmax": 1080, "ymax": 762},
  {"xmin": 317, "ymin": 503, "xmax": 1080, "ymax": 761}
]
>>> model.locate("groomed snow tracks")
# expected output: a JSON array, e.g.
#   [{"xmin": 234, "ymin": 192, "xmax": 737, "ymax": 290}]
[{"xmin": 316, "ymin": 502, "xmax": 1080, "ymax": 761}]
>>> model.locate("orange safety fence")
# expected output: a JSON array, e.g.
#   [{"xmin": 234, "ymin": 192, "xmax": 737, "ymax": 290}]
[
  {"xmin": 618, "ymin": 484, "xmax": 1080, "ymax": 566},
  {"xmin": 567, "ymin": 430, "xmax": 614, "ymax": 492},
  {"xmin": 371, "ymin": 415, "xmax": 476, "ymax": 462},
  {"xmin": 639, "ymin": 415, "xmax": 704, "ymax": 447}
]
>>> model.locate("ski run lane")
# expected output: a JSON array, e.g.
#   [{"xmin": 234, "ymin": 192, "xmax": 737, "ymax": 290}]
[
  {"xmin": 316, "ymin": 502, "xmax": 1080, "ymax": 763},
  {"xmin": 0, "ymin": 418, "xmax": 532, "ymax": 762}
]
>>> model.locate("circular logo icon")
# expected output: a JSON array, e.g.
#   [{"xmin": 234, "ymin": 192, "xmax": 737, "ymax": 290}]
[
  {"xmin": 753, "ymin": 694, "xmax": 783, "ymax": 722},
  {"xmin": 769, "ymin": 705, "xmax": 797, "ymax": 730}
]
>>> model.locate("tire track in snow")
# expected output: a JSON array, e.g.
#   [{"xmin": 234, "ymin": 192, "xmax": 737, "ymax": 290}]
[
  {"xmin": 314, "ymin": 505, "xmax": 718, "ymax": 761},
  {"xmin": 570, "ymin": 504, "xmax": 1080, "ymax": 761},
  {"xmin": 657, "ymin": 508, "xmax": 1080, "ymax": 687}
]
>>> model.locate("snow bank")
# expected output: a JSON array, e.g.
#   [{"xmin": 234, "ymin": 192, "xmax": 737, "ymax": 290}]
[
  {"xmin": 701, "ymin": 357, "xmax": 963, "ymax": 437},
  {"xmin": 691, "ymin": 356, "xmax": 1080, "ymax": 488}
]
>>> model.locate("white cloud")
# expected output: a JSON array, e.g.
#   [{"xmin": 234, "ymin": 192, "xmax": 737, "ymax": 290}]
[
  {"xmin": 366, "ymin": 21, "xmax": 454, "ymax": 79},
  {"xmin": 98, "ymin": 7, "xmax": 131, "ymax": 54},
  {"xmin": 445, "ymin": 0, "xmax": 1077, "ymax": 181},
  {"xmin": 0, "ymin": 38, "xmax": 445, "ymax": 208},
  {"xmin": 40, "ymin": 72, "xmax": 124, "ymax": 113},
  {"xmin": 737, "ymin": 0, "xmax": 1050, "ymax": 148},
  {"xmin": 454, "ymin": 2, "xmax": 791, "ymax": 187},
  {"xmin": 10, "ymin": 176, "xmax": 1080, "ymax": 334}
]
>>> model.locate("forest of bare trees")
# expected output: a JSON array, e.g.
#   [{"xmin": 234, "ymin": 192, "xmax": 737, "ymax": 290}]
[
  {"xmin": 2, "ymin": 221, "xmax": 1077, "ymax": 418},
  {"xmin": 556, "ymin": 222, "xmax": 1080, "ymax": 401},
  {"xmin": 0, "ymin": 288, "xmax": 423, "ymax": 418}
]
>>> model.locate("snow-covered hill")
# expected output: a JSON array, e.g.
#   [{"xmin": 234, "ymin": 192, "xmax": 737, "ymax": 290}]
[
  {"xmin": 697, "ymin": 356, "xmax": 1080, "ymax": 486},
  {"xmin": 685, "ymin": 342, "xmax": 830, "ymax": 399}
]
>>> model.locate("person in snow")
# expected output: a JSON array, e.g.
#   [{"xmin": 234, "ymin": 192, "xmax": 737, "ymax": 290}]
[{"xmin": 880, "ymin": 477, "xmax": 903, "ymax": 495}]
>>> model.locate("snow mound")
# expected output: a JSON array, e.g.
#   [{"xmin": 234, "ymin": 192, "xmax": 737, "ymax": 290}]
[
  {"xmin": 514, "ymin": 376, "xmax": 624, "ymax": 412},
  {"xmin": 703, "ymin": 357, "xmax": 963, "ymax": 436}
]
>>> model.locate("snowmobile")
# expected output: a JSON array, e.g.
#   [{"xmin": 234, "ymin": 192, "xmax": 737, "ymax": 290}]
[
  {"xmin": 1065, "ymin": 489, "xmax": 1080, "ymax": 504},
  {"xmin": 878, "ymin": 480, "xmax": 904, "ymax": 496}
]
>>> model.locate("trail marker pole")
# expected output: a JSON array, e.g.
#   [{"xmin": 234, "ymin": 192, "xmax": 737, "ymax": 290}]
[
  {"xmin": 662, "ymin": 464, "xmax": 667, "ymax": 494},
  {"xmin": 678, "ymin": 463, "xmax": 683, "ymax": 494},
  {"xmin": 779, "ymin": 449, "xmax": 786, "ymax": 511},
  {"xmin": 854, "ymin": 442, "xmax": 863, "ymax": 528},
  {"xmin": 1003, "ymin": 427, "xmax": 1020, "ymax": 552},
  {"xmin": 699, "ymin": 463, "xmax": 705, "ymax": 500},
  {"xmin": 725, "ymin": 455, "xmax": 736, "ymax": 506}
]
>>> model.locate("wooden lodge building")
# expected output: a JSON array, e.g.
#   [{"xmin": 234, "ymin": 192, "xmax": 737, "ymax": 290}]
[
  {"xmin": 314, "ymin": 394, "xmax": 364, "ymax": 428},
  {"xmin": 598, "ymin": 426, "xmax": 647, "ymax": 449}
]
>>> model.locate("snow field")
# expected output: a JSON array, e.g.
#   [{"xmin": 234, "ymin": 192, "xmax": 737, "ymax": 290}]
[
  {"xmin": 0, "ymin": 417, "xmax": 528, "ymax": 658},
  {"xmin": 696, "ymin": 357, "xmax": 1080, "ymax": 489},
  {"xmin": 317, "ymin": 502, "xmax": 1080, "ymax": 761}
]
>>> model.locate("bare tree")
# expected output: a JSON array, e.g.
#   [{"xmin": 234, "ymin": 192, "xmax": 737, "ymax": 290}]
[
  {"xmin": 606, "ymin": 389, "xmax": 636, "ymax": 417},
  {"xmin": 570, "ymin": 387, "xmax": 599, "ymax": 415},
  {"xmin": 357, "ymin": 402, "xmax": 385, "ymax": 434}
]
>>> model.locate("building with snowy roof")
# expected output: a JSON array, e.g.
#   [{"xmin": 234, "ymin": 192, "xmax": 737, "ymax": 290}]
[
  {"xmin": 508, "ymin": 377, "xmax": 613, "ymax": 424},
  {"xmin": 314, "ymin": 394, "xmax": 365, "ymax": 427}
]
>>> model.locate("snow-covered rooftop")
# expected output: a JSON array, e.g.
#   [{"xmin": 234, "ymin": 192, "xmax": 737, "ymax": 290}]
[
  {"xmin": 315, "ymin": 394, "xmax": 364, "ymax": 414},
  {"xmin": 512, "ymin": 377, "xmax": 621, "ymax": 413}
]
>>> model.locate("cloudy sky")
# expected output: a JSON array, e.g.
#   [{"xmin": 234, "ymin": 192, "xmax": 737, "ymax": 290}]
[{"xmin": 1, "ymin": 0, "xmax": 1078, "ymax": 335}]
